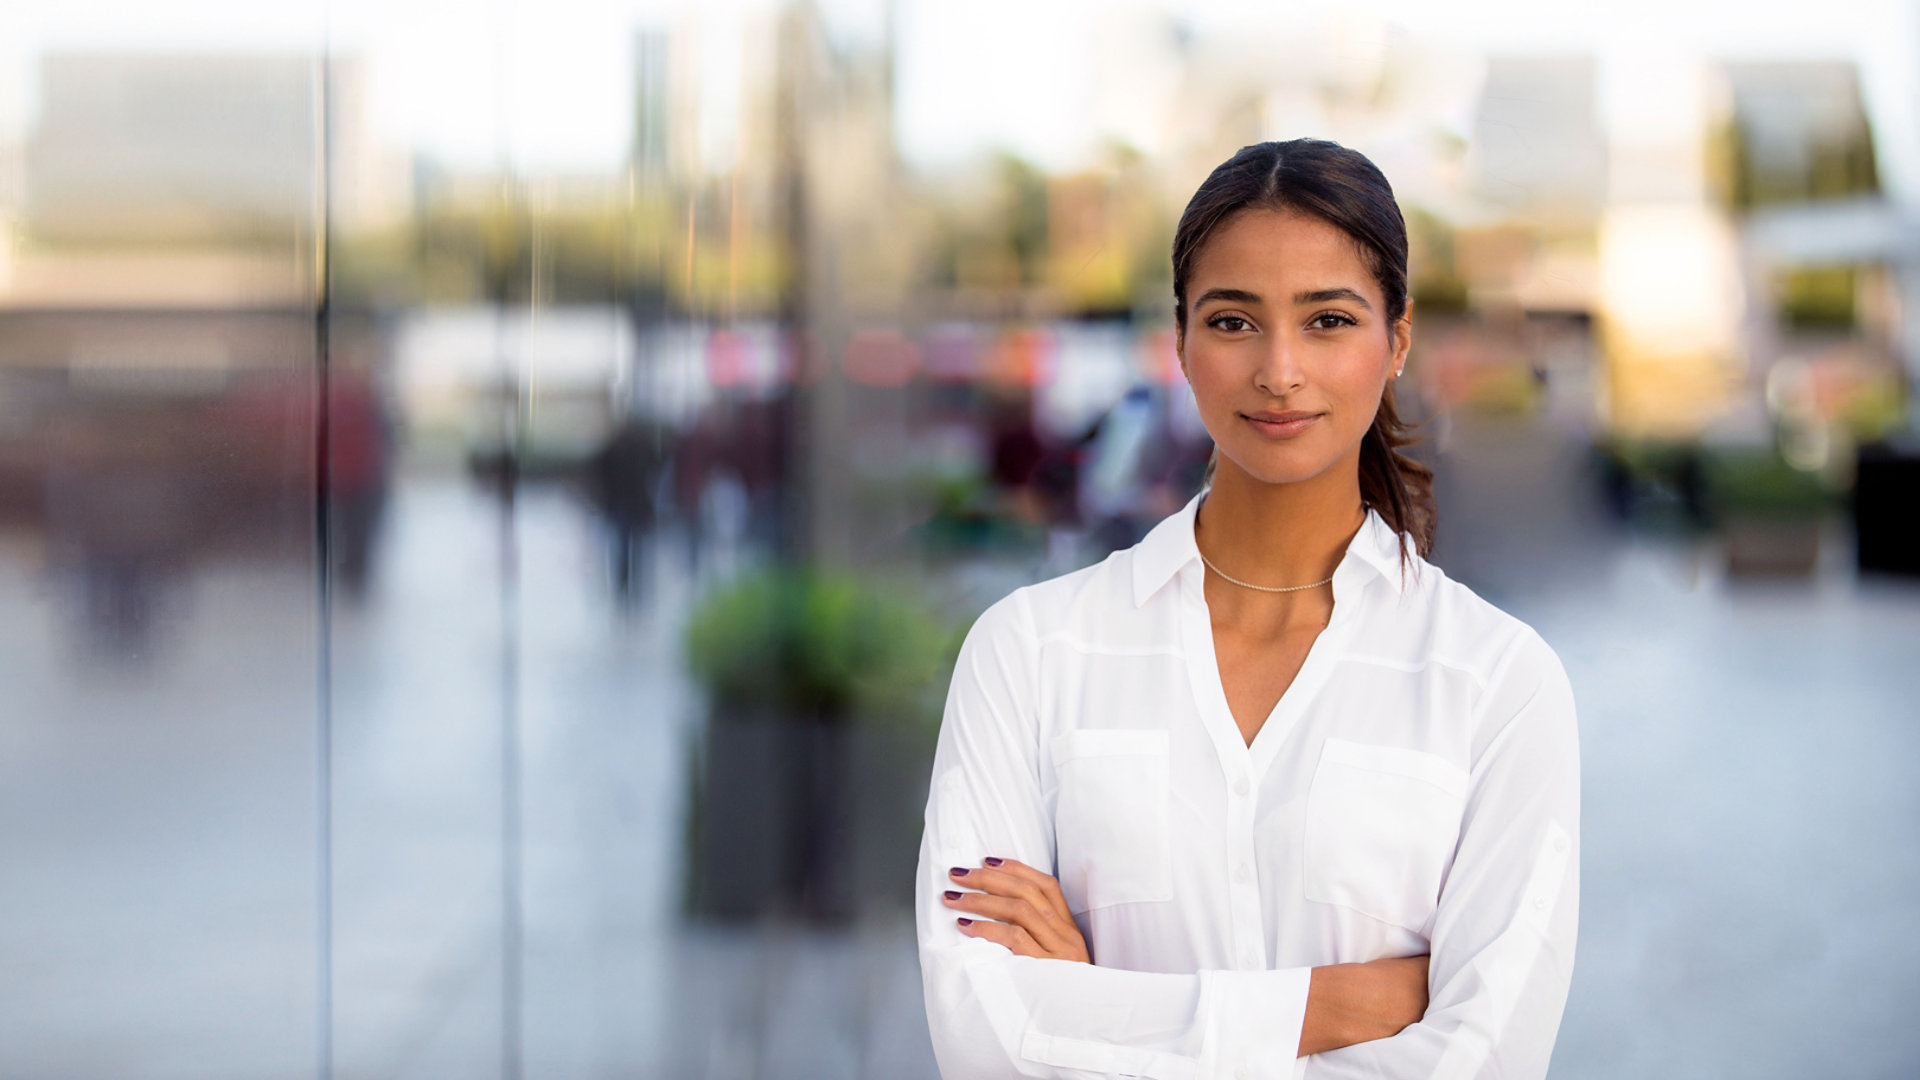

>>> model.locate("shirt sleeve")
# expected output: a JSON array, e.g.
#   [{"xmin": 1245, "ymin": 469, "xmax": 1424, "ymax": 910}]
[
  {"xmin": 1302, "ymin": 626, "xmax": 1581, "ymax": 1080},
  {"xmin": 916, "ymin": 590, "xmax": 1314, "ymax": 1080}
]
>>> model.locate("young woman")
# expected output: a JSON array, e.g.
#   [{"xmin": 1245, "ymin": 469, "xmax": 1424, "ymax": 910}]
[{"xmin": 916, "ymin": 139, "xmax": 1580, "ymax": 1078}]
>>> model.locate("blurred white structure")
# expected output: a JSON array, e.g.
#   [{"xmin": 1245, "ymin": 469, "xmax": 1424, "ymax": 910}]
[
  {"xmin": 1470, "ymin": 55, "xmax": 1607, "ymax": 222},
  {"xmin": 24, "ymin": 52, "xmax": 409, "ymax": 245}
]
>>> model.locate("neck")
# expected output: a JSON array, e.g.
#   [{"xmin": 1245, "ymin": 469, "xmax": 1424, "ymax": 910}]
[{"xmin": 1193, "ymin": 453, "xmax": 1366, "ymax": 621}]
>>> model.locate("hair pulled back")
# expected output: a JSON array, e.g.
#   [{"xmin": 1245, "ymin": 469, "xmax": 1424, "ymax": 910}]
[{"xmin": 1173, "ymin": 138, "xmax": 1435, "ymax": 559}]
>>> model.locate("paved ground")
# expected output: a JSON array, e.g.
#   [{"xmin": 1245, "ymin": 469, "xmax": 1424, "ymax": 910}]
[
  {"xmin": 4, "ymin": 408, "xmax": 1919, "ymax": 1078},
  {"xmin": 1436, "ymin": 416, "xmax": 1920, "ymax": 1080}
]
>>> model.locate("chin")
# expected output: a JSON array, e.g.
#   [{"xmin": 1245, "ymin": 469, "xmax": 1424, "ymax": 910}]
[{"xmin": 1218, "ymin": 445, "xmax": 1342, "ymax": 488}]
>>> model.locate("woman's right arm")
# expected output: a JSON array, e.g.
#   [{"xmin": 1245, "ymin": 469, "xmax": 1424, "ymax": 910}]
[
  {"xmin": 1300, "ymin": 957, "xmax": 1430, "ymax": 1055},
  {"xmin": 918, "ymin": 592, "xmax": 1424, "ymax": 1079}
]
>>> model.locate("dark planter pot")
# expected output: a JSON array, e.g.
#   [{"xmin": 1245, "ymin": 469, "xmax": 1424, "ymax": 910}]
[
  {"xmin": 1855, "ymin": 441, "xmax": 1920, "ymax": 577},
  {"xmin": 686, "ymin": 710, "xmax": 936, "ymax": 923},
  {"xmin": 1722, "ymin": 515, "xmax": 1821, "ymax": 578}
]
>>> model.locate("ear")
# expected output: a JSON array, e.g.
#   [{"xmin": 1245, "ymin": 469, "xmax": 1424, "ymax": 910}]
[
  {"xmin": 1174, "ymin": 319, "xmax": 1189, "ymax": 381},
  {"xmin": 1389, "ymin": 297, "xmax": 1413, "ymax": 378}
]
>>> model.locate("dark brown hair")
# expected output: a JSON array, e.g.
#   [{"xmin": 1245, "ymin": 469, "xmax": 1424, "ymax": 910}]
[{"xmin": 1173, "ymin": 138, "xmax": 1435, "ymax": 559}]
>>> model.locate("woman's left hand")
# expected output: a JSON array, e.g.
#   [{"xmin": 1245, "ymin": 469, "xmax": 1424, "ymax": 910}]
[{"xmin": 944, "ymin": 858, "xmax": 1091, "ymax": 964}]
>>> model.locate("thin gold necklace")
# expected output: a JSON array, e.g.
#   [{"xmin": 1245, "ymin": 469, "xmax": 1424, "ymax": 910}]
[{"xmin": 1197, "ymin": 548, "xmax": 1334, "ymax": 593}]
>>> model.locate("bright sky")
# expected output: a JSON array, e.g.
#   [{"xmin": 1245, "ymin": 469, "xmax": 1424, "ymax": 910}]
[{"xmin": 1, "ymin": 0, "xmax": 1915, "ymax": 197}]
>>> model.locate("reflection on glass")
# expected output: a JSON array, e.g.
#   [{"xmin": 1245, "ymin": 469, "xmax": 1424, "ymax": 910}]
[{"xmin": 0, "ymin": 44, "xmax": 325, "ymax": 1076}]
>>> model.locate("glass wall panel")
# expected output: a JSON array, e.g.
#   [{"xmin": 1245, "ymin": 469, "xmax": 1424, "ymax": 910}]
[
  {"xmin": 0, "ymin": 32, "xmax": 326, "ymax": 1078},
  {"xmin": 321, "ymin": 10, "xmax": 510, "ymax": 1076}
]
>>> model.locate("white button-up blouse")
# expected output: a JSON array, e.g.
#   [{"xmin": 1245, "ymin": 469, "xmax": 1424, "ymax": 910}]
[{"xmin": 916, "ymin": 488, "xmax": 1580, "ymax": 1080}]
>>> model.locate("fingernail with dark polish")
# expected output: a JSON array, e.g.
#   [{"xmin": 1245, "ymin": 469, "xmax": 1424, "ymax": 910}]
[
  {"xmin": 957, "ymin": 918, "xmax": 973, "ymax": 926},
  {"xmin": 984, "ymin": 857, "xmax": 1003, "ymax": 866},
  {"xmin": 949, "ymin": 867, "xmax": 968, "ymax": 876},
  {"xmin": 944, "ymin": 890, "xmax": 961, "ymax": 900}
]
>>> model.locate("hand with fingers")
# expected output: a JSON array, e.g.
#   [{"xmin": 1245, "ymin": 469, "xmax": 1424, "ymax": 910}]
[{"xmin": 943, "ymin": 857, "xmax": 1091, "ymax": 964}]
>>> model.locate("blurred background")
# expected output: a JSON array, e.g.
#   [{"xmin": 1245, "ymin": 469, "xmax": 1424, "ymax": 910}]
[{"xmin": 3, "ymin": 0, "xmax": 1919, "ymax": 1076}]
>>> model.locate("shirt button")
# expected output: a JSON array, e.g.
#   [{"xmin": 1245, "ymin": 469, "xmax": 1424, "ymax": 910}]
[
  {"xmin": 1235, "ymin": 862, "xmax": 1252, "ymax": 884},
  {"xmin": 1553, "ymin": 835, "xmax": 1568, "ymax": 853},
  {"xmin": 1233, "ymin": 777, "xmax": 1250, "ymax": 797},
  {"xmin": 1533, "ymin": 895, "xmax": 1548, "ymax": 910},
  {"xmin": 1235, "ymin": 1068, "xmax": 1250, "ymax": 1080},
  {"xmin": 1241, "ymin": 948, "xmax": 1258, "ymax": 968}
]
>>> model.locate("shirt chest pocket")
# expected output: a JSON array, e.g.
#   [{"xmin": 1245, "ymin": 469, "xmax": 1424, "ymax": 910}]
[
  {"xmin": 1050, "ymin": 729, "xmax": 1172, "ymax": 913},
  {"xmin": 1303, "ymin": 738, "xmax": 1469, "ymax": 936}
]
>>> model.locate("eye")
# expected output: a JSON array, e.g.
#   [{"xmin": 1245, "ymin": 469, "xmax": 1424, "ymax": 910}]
[
  {"xmin": 1308, "ymin": 311, "xmax": 1358, "ymax": 331},
  {"xmin": 1207, "ymin": 314, "xmax": 1253, "ymax": 333}
]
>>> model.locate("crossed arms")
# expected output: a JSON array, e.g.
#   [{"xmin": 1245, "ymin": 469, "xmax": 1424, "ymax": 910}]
[{"xmin": 915, "ymin": 594, "xmax": 1580, "ymax": 1080}]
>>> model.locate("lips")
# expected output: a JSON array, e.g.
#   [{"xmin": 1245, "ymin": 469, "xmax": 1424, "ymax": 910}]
[{"xmin": 1241, "ymin": 410, "xmax": 1322, "ymax": 438}]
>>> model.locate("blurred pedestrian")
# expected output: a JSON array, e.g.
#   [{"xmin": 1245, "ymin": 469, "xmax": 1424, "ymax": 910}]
[{"xmin": 585, "ymin": 413, "xmax": 670, "ymax": 605}]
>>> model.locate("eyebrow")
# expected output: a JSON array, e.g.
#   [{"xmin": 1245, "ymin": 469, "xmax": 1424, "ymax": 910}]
[
  {"xmin": 1293, "ymin": 287, "xmax": 1372, "ymax": 310},
  {"xmin": 1191, "ymin": 287, "xmax": 1261, "ymax": 308},
  {"xmin": 1191, "ymin": 286, "xmax": 1373, "ymax": 311}
]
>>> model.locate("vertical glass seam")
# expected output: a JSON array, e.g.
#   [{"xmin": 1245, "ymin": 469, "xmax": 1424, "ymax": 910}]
[{"xmin": 312, "ymin": 30, "xmax": 336, "ymax": 1080}]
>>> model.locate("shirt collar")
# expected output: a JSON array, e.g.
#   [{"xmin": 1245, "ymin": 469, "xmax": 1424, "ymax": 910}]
[{"xmin": 1130, "ymin": 487, "xmax": 1413, "ymax": 608}]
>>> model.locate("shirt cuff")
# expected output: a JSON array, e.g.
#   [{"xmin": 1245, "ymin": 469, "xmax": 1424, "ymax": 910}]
[{"xmin": 1200, "ymin": 965, "xmax": 1312, "ymax": 1080}]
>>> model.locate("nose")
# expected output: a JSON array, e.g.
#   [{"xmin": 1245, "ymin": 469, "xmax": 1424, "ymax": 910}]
[{"xmin": 1252, "ymin": 333, "xmax": 1305, "ymax": 397}]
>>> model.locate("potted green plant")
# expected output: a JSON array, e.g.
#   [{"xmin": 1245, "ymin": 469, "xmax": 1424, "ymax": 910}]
[
  {"xmin": 1702, "ymin": 444, "xmax": 1835, "ymax": 577},
  {"xmin": 681, "ymin": 568, "xmax": 958, "ymax": 922}
]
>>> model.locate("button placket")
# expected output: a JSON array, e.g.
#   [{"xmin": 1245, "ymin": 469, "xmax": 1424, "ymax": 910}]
[
  {"xmin": 1225, "ymin": 769, "xmax": 1265, "ymax": 971},
  {"xmin": 1181, "ymin": 560, "xmax": 1273, "ymax": 976}
]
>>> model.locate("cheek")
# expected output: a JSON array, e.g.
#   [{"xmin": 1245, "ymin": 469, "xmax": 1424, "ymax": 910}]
[
  {"xmin": 1182, "ymin": 349, "xmax": 1241, "ymax": 408},
  {"xmin": 1325, "ymin": 347, "xmax": 1392, "ymax": 404},
  {"xmin": 1190, "ymin": 369, "xmax": 1233, "ymax": 411},
  {"xmin": 1332, "ymin": 369, "xmax": 1383, "ymax": 404}
]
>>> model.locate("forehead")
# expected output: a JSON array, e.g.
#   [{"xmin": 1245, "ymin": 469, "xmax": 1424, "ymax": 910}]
[{"xmin": 1189, "ymin": 208, "xmax": 1377, "ymax": 298}]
